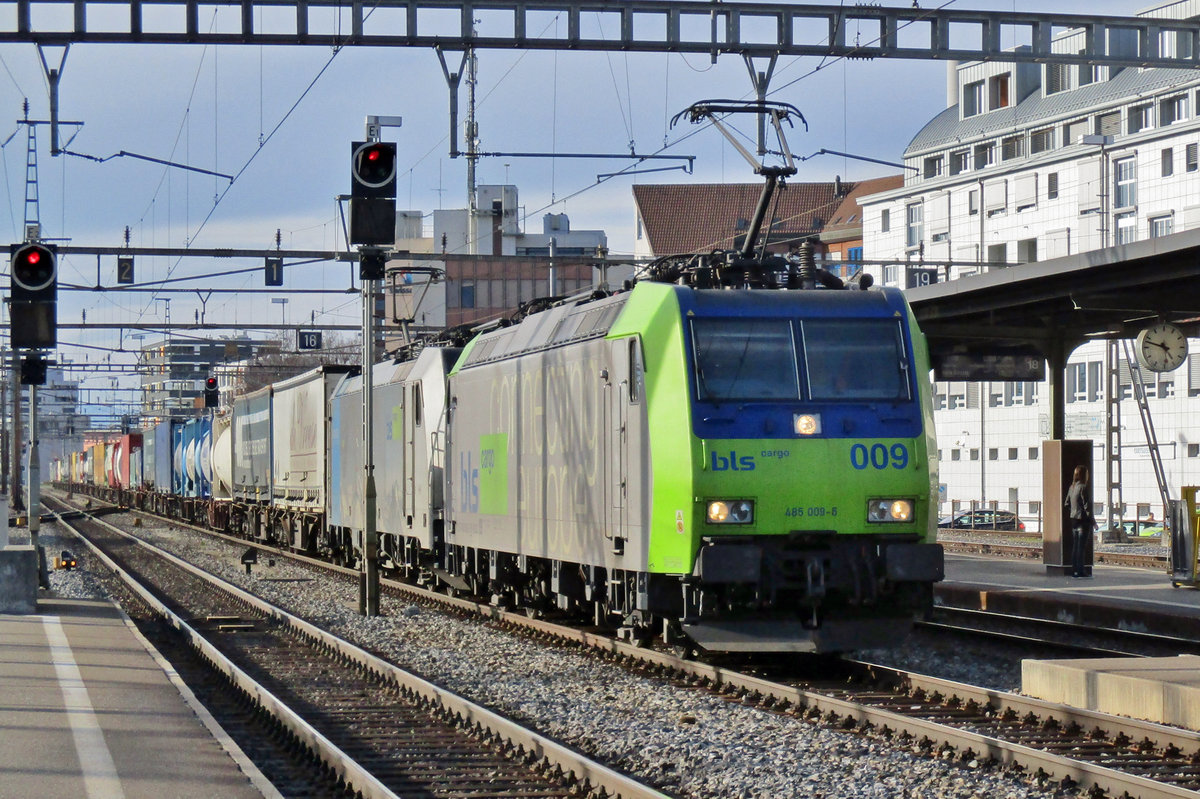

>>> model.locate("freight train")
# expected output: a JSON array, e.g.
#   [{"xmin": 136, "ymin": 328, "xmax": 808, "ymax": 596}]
[{"xmin": 58, "ymin": 252, "xmax": 942, "ymax": 654}]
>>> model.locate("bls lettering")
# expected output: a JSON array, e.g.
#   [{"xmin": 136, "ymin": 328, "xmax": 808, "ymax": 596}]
[{"xmin": 710, "ymin": 451, "xmax": 756, "ymax": 471}]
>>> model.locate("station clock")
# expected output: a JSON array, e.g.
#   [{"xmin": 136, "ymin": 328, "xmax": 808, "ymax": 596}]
[{"xmin": 1134, "ymin": 321, "xmax": 1188, "ymax": 372}]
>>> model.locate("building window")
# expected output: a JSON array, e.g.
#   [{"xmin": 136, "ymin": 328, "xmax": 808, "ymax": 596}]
[
  {"xmin": 1030, "ymin": 128, "xmax": 1054, "ymax": 154},
  {"xmin": 1047, "ymin": 172, "xmax": 1059, "ymax": 199},
  {"xmin": 1063, "ymin": 119, "xmax": 1087, "ymax": 146},
  {"xmin": 880, "ymin": 208, "xmax": 890, "ymax": 233},
  {"xmin": 460, "ymin": 283, "xmax": 476, "ymax": 308},
  {"xmin": 883, "ymin": 264, "xmax": 900, "ymax": 285},
  {"xmin": 1045, "ymin": 63, "xmax": 1068, "ymax": 96},
  {"xmin": 1029, "ymin": 447, "xmax": 1039, "ymax": 460},
  {"xmin": 987, "ymin": 243, "xmax": 1007, "ymax": 264},
  {"xmin": 1115, "ymin": 211, "xmax": 1137, "ymax": 245},
  {"xmin": 1160, "ymin": 94, "xmax": 1186, "ymax": 125},
  {"xmin": 1001, "ymin": 135, "xmax": 1024, "ymax": 161},
  {"xmin": 1128, "ymin": 104, "xmax": 1152, "ymax": 134},
  {"xmin": 973, "ymin": 142, "xmax": 993, "ymax": 170},
  {"xmin": 989, "ymin": 74, "xmax": 1011, "ymax": 110},
  {"xmin": 1008, "ymin": 448, "xmax": 1019, "ymax": 460},
  {"xmin": 970, "ymin": 449, "xmax": 979, "ymax": 461},
  {"xmin": 1068, "ymin": 362, "xmax": 1087, "ymax": 402},
  {"xmin": 906, "ymin": 203, "xmax": 923, "ymax": 249},
  {"xmin": 1113, "ymin": 157, "xmax": 1136, "ymax": 209},
  {"xmin": 1095, "ymin": 111, "xmax": 1120, "ymax": 137},
  {"xmin": 950, "ymin": 150, "xmax": 969, "ymax": 175},
  {"xmin": 1163, "ymin": 148, "xmax": 1175, "ymax": 177},
  {"xmin": 923, "ymin": 155, "xmax": 943, "ymax": 179},
  {"xmin": 968, "ymin": 189, "xmax": 980, "ymax": 215},
  {"xmin": 1188, "ymin": 143, "xmax": 1199, "ymax": 172},
  {"xmin": 951, "ymin": 449, "xmax": 961, "ymax": 461},
  {"xmin": 1016, "ymin": 238, "xmax": 1037, "ymax": 263},
  {"xmin": 1150, "ymin": 215, "xmax": 1174, "ymax": 238},
  {"xmin": 847, "ymin": 245, "xmax": 863, "ymax": 263},
  {"xmin": 1190, "ymin": 444, "xmax": 1200, "ymax": 458},
  {"xmin": 963, "ymin": 80, "xmax": 984, "ymax": 117}
]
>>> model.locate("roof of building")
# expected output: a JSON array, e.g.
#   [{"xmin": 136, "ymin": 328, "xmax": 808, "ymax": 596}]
[
  {"xmin": 632, "ymin": 181, "xmax": 845, "ymax": 257},
  {"xmin": 819, "ymin": 175, "xmax": 905, "ymax": 243},
  {"xmin": 906, "ymin": 66, "xmax": 1200, "ymax": 156}
]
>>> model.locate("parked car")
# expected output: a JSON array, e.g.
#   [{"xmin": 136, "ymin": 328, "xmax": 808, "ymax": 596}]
[{"xmin": 938, "ymin": 509, "xmax": 1026, "ymax": 532}]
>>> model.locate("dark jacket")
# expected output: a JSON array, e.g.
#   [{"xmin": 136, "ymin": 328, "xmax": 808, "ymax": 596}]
[{"xmin": 1065, "ymin": 481, "xmax": 1094, "ymax": 524}]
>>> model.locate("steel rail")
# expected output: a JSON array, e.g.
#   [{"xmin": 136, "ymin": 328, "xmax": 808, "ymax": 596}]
[
  {"xmin": 50, "ymin": 499, "xmax": 670, "ymax": 799},
  {"xmin": 48, "ymin": 504, "xmax": 403, "ymax": 799}
]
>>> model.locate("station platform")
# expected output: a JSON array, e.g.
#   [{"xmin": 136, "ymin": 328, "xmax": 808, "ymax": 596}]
[
  {"xmin": 0, "ymin": 597, "xmax": 275, "ymax": 799},
  {"xmin": 938, "ymin": 552, "xmax": 1200, "ymax": 640}
]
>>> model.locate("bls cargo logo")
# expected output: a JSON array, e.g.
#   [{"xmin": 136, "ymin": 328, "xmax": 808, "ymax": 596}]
[{"xmin": 710, "ymin": 451, "xmax": 756, "ymax": 471}]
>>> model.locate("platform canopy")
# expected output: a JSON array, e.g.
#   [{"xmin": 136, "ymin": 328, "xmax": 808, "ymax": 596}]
[{"xmin": 906, "ymin": 228, "xmax": 1200, "ymax": 440}]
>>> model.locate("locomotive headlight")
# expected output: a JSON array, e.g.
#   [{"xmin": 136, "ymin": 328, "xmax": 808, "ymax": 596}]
[
  {"xmin": 707, "ymin": 500, "xmax": 754, "ymax": 524},
  {"xmin": 793, "ymin": 413, "xmax": 821, "ymax": 436},
  {"xmin": 867, "ymin": 499, "xmax": 914, "ymax": 523}
]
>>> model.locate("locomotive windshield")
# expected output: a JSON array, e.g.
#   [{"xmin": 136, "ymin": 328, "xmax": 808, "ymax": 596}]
[{"xmin": 691, "ymin": 317, "xmax": 911, "ymax": 403}]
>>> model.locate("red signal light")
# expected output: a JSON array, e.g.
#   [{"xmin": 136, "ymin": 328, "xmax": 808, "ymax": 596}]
[
  {"xmin": 26, "ymin": 250, "xmax": 40, "ymax": 265},
  {"xmin": 366, "ymin": 149, "xmax": 381, "ymax": 161},
  {"xmin": 205, "ymin": 377, "xmax": 217, "ymax": 389}
]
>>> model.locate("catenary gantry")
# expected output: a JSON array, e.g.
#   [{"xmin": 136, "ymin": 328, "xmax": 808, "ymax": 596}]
[{"xmin": 4, "ymin": 1, "xmax": 1200, "ymax": 72}]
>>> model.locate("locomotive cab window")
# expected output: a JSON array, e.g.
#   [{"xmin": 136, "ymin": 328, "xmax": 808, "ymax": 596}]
[
  {"xmin": 801, "ymin": 320, "xmax": 912, "ymax": 402},
  {"xmin": 691, "ymin": 319, "xmax": 800, "ymax": 401}
]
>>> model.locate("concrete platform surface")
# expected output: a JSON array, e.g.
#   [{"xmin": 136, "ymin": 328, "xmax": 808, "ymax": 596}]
[
  {"xmin": 0, "ymin": 597, "xmax": 274, "ymax": 799},
  {"xmin": 1023, "ymin": 655, "xmax": 1200, "ymax": 730},
  {"xmin": 938, "ymin": 553, "xmax": 1200, "ymax": 639}
]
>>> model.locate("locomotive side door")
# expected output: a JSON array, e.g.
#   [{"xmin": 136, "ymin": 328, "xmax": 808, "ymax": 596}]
[{"xmin": 607, "ymin": 338, "xmax": 636, "ymax": 549}]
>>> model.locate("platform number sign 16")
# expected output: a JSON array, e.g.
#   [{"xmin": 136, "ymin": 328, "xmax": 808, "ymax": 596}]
[{"xmin": 298, "ymin": 331, "xmax": 322, "ymax": 350}]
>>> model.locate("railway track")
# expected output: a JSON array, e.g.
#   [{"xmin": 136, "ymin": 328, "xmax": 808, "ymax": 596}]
[
  {"xmin": 922, "ymin": 605, "xmax": 1200, "ymax": 660},
  {"xmin": 43, "ymin": 495, "xmax": 665, "ymax": 799},
  {"xmin": 54, "ymin": 492, "xmax": 1200, "ymax": 799},
  {"xmin": 940, "ymin": 537, "xmax": 1169, "ymax": 569}
]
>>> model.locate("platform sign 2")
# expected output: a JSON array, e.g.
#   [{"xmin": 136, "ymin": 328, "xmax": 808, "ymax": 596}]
[
  {"xmin": 298, "ymin": 330, "xmax": 322, "ymax": 350},
  {"xmin": 116, "ymin": 255, "xmax": 134, "ymax": 284}
]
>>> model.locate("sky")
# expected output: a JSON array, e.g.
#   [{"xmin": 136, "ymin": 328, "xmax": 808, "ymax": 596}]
[{"xmin": 0, "ymin": 0, "xmax": 1158, "ymax": 420}]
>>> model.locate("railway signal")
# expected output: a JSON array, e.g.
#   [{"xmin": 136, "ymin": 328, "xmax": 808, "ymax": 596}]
[
  {"xmin": 19, "ymin": 353, "xmax": 47, "ymax": 385},
  {"xmin": 350, "ymin": 141, "xmax": 397, "ymax": 198},
  {"xmin": 204, "ymin": 376, "xmax": 219, "ymax": 407},
  {"xmin": 9, "ymin": 242, "xmax": 58, "ymax": 348},
  {"xmin": 349, "ymin": 141, "xmax": 397, "ymax": 246}
]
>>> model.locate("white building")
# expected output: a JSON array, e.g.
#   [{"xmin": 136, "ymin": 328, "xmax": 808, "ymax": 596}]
[{"xmin": 860, "ymin": 1, "xmax": 1200, "ymax": 526}]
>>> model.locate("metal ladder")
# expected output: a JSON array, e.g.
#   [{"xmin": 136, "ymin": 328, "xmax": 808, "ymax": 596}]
[
  {"xmin": 1104, "ymin": 341, "xmax": 1123, "ymax": 529},
  {"xmin": 1120, "ymin": 339, "xmax": 1171, "ymax": 520},
  {"xmin": 24, "ymin": 124, "xmax": 39, "ymax": 234}
]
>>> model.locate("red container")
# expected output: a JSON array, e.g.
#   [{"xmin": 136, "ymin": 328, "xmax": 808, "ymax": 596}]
[{"xmin": 113, "ymin": 433, "xmax": 143, "ymax": 489}]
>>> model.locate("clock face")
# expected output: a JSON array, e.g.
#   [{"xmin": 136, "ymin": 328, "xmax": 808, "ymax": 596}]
[{"xmin": 1136, "ymin": 323, "xmax": 1189, "ymax": 372}]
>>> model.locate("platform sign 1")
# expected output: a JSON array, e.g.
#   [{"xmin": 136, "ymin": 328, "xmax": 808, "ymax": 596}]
[
  {"xmin": 298, "ymin": 330, "xmax": 322, "ymax": 350},
  {"xmin": 265, "ymin": 256, "xmax": 283, "ymax": 287},
  {"xmin": 907, "ymin": 267, "xmax": 938, "ymax": 288}
]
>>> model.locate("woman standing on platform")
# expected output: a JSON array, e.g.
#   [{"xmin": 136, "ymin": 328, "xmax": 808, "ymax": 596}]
[{"xmin": 1065, "ymin": 465, "xmax": 1097, "ymax": 578}]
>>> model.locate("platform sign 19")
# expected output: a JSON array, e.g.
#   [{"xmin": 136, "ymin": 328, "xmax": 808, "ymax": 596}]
[
  {"xmin": 298, "ymin": 330, "xmax": 322, "ymax": 350},
  {"xmin": 906, "ymin": 267, "xmax": 938, "ymax": 288}
]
